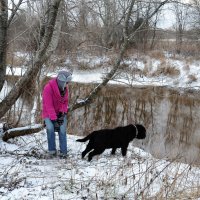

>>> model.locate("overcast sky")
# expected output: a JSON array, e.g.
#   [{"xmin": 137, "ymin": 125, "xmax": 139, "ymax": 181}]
[{"xmin": 157, "ymin": 4, "xmax": 176, "ymax": 29}]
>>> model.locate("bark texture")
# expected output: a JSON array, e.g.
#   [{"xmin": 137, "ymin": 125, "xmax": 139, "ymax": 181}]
[
  {"xmin": 2, "ymin": 124, "xmax": 43, "ymax": 142},
  {"xmin": 0, "ymin": 0, "xmax": 8, "ymax": 92}
]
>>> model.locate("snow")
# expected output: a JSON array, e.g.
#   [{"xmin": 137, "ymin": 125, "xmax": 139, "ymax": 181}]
[
  {"xmin": 4, "ymin": 53, "xmax": 200, "ymax": 89},
  {"xmin": 1, "ymin": 52, "xmax": 200, "ymax": 199},
  {"xmin": 6, "ymin": 66, "xmax": 26, "ymax": 76},
  {"xmin": 1, "ymin": 132, "xmax": 200, "ymax": 199},
  {"xmin": 5, "ymin": 124, "xmax": 43, "ymax": 134}
]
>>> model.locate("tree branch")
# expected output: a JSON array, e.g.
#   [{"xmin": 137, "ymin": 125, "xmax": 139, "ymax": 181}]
[
  {"xmin": 69, "ymin": 0, "xmax": 135, "ymax": 111},
  {"xmin": 0, "ymin": 0, "xmax": 62, "ymax": 119},
  {"xmin": 69, "ymin": 0, "xmax": 169, "ymax": 112},
  {"xmin": 7, "ymin": 0, "xmax": 23, "ymax": 27}
]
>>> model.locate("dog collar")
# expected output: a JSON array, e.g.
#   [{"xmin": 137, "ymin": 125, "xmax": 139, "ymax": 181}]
[{"xmin": 133, "ymin": 124, "xmax": 138, "ymax": 138}]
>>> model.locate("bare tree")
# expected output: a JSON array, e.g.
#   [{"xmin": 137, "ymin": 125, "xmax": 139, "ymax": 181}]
[
  {"xmin": 70, "ymin": 0, "xmax": 170, "ymax": 112},
  {"xmin": 0, "ymin": 0, "xmax": 24, "ymax": 92},
  {"xmin": 190, "ymin": 0, "xmax": 200, "ymax": 39},
  {"xmin": 0, "ymin": 0, "xmax": 62, "ymax": 119},
  {"xmin": 150, "ymin": 11, "xmax": 160, "ymax": 50},
  {"xmin": 173, "ymin": 1, "xmax": 189, "ymax": 54}
]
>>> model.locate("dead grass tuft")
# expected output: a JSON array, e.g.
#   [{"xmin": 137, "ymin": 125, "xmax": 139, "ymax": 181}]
[
  {"xmin": 78, "ymin": 61, "xmax": 91, "ymax": 70},
  {"xmin": 148, "ymin": 50, "xmax": 165, "ymax": 60},
  {"xmin": 142, "ymin": 64, "xmax": 150, "ymax": 76},
  {"xmin": 151, "ymin": 61, "xmax": 180, "ymax": 77},
  {"xmin": 187, "ymin": 74, "xmax": 198, "ymax": 83}
]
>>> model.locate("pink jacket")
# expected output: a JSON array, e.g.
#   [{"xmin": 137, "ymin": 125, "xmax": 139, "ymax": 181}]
[{"xmin": 42, "ymin": 78, "xmax": 69, "ymax": 120}]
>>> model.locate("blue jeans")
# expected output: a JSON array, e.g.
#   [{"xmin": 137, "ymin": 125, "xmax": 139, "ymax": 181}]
[{"xmin": 44, "ymin": 116, "xmax": 67, "ymax": 154}]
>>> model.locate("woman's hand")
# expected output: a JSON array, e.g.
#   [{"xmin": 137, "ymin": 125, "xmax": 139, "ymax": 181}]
[{"xmin": 57, "ymin": 112, "xmax": 65, "ymax": 125}]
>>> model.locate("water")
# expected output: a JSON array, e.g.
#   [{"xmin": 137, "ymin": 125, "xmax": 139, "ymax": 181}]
[{"xmin": 68, "ymin": 83, "xmax": 200, "ymax": 165}]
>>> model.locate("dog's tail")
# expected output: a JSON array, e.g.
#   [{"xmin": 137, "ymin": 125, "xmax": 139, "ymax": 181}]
[{"xmin": 76, "ymin": 134, "xmax": 92, "ymax": 142}]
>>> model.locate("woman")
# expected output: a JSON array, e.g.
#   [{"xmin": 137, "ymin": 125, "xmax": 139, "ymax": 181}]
[{"xmin": 42, "ymin": 70, "xmax": 72, "ymax": 158}]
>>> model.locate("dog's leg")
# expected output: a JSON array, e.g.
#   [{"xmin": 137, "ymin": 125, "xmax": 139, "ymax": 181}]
[
  {"xmin": 82, "ymin": 144, "xmax": 93, "ymax": 159},
  {"xmin": 88, "ymin": 149, "xmax": 105, "ymax": 161},
  {"xmin": 111, "ymin": 148, "xmax": 116, "ymax": 155},
  {"xmin": 121, "ymin": 144, "xmax": 128, "ymax": 156}
]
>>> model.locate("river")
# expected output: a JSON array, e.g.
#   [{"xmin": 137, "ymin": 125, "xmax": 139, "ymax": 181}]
[{"xmin": 68, "ymin": 83, "xmax": 200, "ymax": 165}]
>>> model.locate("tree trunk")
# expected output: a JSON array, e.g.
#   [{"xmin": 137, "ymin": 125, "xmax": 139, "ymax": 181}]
[
  {"xmin": 2, "ymin": 124, "xmax": 44, "ymax": 142},
  {"xmin": 0, "ymin": 0, "xmax": 8, "ymax": 92},
  {"xmin": 0, "ymin": 0, "xmax": 62, "ymax": 119}
]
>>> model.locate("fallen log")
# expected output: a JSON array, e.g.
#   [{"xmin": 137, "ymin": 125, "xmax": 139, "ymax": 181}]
[{"xmin": 2, "ymin": 124, "xmax": 44, "ymax": 142}]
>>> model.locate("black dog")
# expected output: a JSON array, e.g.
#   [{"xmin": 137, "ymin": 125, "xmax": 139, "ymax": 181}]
[{"xmin": 76, "ymin": 124, "xmax": 146, "ymax": 161}]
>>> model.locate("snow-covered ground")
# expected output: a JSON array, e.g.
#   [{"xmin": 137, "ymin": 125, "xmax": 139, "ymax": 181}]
[
  {"xmin": 71, "ymin": 55, "xmax": 200, "ymax": 89},
  {"xmin": 1, "ymin": 131, "xmax": 200, "ymax": 200},
  {"xmin": 5, "ymin": 52, "xmax": 200, "ymax": 88},
  {"xmin": 1, "ymin": 53, "xmax": 200, "ymax": 199}
]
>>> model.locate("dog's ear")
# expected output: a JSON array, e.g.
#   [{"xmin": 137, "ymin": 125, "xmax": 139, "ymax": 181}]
[{"xmin": 136, "ymin": 124, "xmax": 146, "ymax": 139}]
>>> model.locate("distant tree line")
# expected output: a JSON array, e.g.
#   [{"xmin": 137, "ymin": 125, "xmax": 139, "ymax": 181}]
[{"xmin": 7, "ymin": 0, "xmax": 200, "ymax": 55}]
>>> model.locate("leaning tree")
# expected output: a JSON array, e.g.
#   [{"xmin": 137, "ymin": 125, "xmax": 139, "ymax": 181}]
[
  {"xmin": 0, "ymin": 0, "xmax": 170, "ymax": 125},
  {"xmin": 0, "ymin": 0, "xmax": 63, "ymax": 118}
]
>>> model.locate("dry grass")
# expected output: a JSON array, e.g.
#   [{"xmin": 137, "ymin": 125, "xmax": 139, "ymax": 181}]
[
  {"xmin": 187, "ymin": 74, "xmax": 198, "ymax": 83},
  {"xmin": 155, "ymin": 40, "xmax": 200, "ymax": 60},
  {"xmin": 151, "ymin": 61, "xmax": 180, "ymax": 77},
  {"xmin": 142, "ymin": 60, "xmax": 154, "ymax": 77},
  {"xmin": 76, "ymin": 59, "xmax": 104, "ymax": 70},
  {"xmin": 142, "ymin": 64, "xmax": 150, "ymax": 76},
  {"xmin": 77, "ymin": 61, "xmax": 91, "ymax": 70},
  {"xmin": 148, "ymin": 50, "xmax": 166, "ymax": 60},
  {"xmin": 151, "ymin": 66, "xmax": 180, "ymax": 77}
]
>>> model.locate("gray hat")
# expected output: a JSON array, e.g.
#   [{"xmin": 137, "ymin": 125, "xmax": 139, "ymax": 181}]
[{"xmin": 57, "ymin": 70, "xmax": 72, "ymax": 91}]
